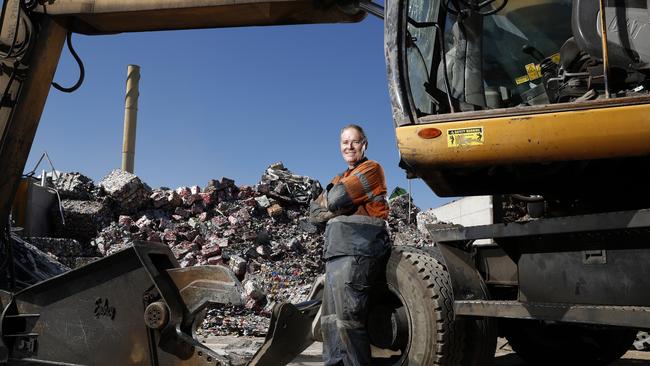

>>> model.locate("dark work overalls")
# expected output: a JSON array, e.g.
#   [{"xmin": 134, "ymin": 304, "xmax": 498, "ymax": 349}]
[{"xmin": 310, "ymin": 158, "xmax": 390, "ymax": 366}]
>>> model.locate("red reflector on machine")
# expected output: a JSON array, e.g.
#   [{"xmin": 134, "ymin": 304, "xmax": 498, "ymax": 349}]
[{"xmin": 417, "ymin": 128, "xmax": 442, "ymax": 139}]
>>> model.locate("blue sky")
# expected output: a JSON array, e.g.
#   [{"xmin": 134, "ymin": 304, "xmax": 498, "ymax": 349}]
[{"xmin": 26, "ymin": 16, "xmax": 452, "ymax": 210}]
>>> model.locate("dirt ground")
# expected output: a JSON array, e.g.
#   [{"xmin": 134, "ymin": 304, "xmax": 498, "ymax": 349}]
[{"xmin": 203, "ymin": 336, "xmax": 650, "ymax": 366}]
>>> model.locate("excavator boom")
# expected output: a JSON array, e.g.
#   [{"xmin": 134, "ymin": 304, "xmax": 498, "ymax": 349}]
[{"xmin": 31, "ymin": 0, "xmax": 365, "ymax": 34}]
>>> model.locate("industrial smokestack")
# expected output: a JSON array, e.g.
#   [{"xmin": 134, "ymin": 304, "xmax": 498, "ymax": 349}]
[{"xmin": 121, "ymin": 64, "xmax": 140, "ymax": 173}]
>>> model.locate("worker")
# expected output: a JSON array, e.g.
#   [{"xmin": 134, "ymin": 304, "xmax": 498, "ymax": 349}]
[{"xmin": 310, "ymin": 124, "xmax": 390, "ymax": 366}]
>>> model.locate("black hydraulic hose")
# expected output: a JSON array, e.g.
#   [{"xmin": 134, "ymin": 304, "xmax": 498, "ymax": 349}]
[
  {"xmin": 407, "ymin": 31, "xmax": 431, "ymax": 83},
  {"xmin": 22, "ymin": 0, "xmax": 38, "ymax": 11},
  {"xmin": 511, "ymin": 194, "xmax": 545, "ymax": 203},
  {"xmin": 52, "ymin": 31, "xmax": 85, "ymax": 93},
  {"xmin": 408, "ymin": 18, "xmax": 455, "ymax": 113},
  {"xmin": 442, "ymin": 0, "xmax": 459, "ymax": 16},
  {"xmin": 1, "ymin": 218, "xmax": 16, "ymax": 290},
  {"xmin": 478, "ymin": 0, "xmax": 507, "ymax": 16},
  {"xmin": 0, "ymin": 0, "xmax": 21, "ymax": 61},
  {"xmin": 357, "ymin": 1, "xmax": 384, "ymax": 19},
  {"xmin": 0, "ymin": 61, "xmax": 19, "ymax": 111},
  {"xmin": 0, "ymin": 0, "xmax": 34, "ymax": 62},
  {"xmin": 445, "ymin": 0, "xmax": 507, "ymax": 16},
  {"xmin": 0, "ymin": 224, "xmax": 8, "ymax": 273}
]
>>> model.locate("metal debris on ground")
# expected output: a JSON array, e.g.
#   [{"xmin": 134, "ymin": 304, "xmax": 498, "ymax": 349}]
[
  {"xmin": 15, "ymin": 163, "xmax": 433, "ymax": 337},
  {"xmin": 52, "ymin": 199, "xmax": 112, "ymax": 242},
  {"xmin": 99, "ymin": 169, "xmax": 152, "ymax": 213},
  {"xmin": 257, "ymin": 162, "xmax": 322, "ymax": 205},
  {"xmin": 387, "ymin": 192, "xmax": 432, "ymax": 247},
  {"xmin": 48, "ymin": 171, "xmax": 96, "ymax": 200},
  {"xmin": 26, "ymin": 237, "xmax": 100, "ymax": 269}
]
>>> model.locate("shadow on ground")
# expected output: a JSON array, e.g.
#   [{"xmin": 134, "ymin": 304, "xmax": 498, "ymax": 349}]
[
  {"xmin": 205, "ymin": 336, "xmax": 650, "ymax": 366},
  {"xmin": 495, "ymin": 354, "xmax": 650, "ymax": 366}
]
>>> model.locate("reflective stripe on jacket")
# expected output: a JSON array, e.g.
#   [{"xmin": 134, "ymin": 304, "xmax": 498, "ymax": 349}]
[
  {"xmin": 326, "ymin": 159, "xmax": 389, "ymax": 219},
  {"xmin": 321, "ymin": 158, "xmax": 390, "ymax": 259}
]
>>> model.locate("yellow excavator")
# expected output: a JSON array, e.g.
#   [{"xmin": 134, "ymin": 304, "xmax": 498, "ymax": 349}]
[{"xmin": 1, "ymin": 0, "xmax": 649, "ymax": 365}]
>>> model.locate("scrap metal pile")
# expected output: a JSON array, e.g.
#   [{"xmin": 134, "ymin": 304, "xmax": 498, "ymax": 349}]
[{"xmin": 21, "ymin": 163, "xmax": 436, "ymax": 336}]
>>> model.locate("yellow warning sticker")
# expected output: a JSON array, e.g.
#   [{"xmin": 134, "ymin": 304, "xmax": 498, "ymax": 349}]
[
  {"xmin": 525, "ymin": 63, "xmax": 542, "ymax": 81},
  {"xmin": 447, "ymin": 127, "xmax": 484, "ymax": 147},
  {"xmin": 550, "ymin": 52, "xmax": 560, "ymax": 64},
  {"xmin": 515, "ymin": 75, "xmax": 530, "ymax": 85}
]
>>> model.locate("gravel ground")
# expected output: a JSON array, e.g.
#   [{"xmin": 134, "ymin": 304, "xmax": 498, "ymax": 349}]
[{"xmin": 201, "ymin": 336, "xmax": 650, "ymax": 366}]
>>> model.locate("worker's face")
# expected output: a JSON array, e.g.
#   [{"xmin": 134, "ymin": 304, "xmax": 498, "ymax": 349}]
[{"xmin": 340, "ymin": 128, "xmax": 366, "ymax": 168}]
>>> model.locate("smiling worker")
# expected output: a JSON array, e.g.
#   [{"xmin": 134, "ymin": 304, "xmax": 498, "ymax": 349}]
[{"xmin": 310, "ymin": 124, "xmax": 390, "ymax": 366}]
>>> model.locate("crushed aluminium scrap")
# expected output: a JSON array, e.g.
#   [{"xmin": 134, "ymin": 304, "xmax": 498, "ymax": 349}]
[{"xmin": 23, "ymin": 164, "xmax": 436, "ymax": 336}]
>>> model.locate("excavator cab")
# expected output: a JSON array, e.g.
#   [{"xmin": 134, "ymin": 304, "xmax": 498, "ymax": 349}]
[
  {"xmin": 399, "ymin": 0, "xmax": 650, "ymax": 114},
  {"xmin": 384, "ymin": 2, "xmax": 650, "ymax": 365},
  {"xmin": 387, "ymin": 0, "xmax": 650, "ymax": 198}
]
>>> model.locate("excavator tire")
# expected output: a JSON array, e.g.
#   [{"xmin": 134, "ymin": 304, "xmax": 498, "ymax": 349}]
[
  {"xmin": 369, "ymin": 245, "xmax": 495, "ymax": 366},
  {"xmin": 416, "ymin": 245, "xmax": 497, "ymax": 366},
  {"xmin": 504, "ymin": 320, "xmax": 637, "ymax": 365}
]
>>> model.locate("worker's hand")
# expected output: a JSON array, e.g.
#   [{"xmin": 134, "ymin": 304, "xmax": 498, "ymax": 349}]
[
  {"xmin": 315, "ymin": 191, "xmax": 328, "ymax": 206},
  {"xmin": 309, "ymin": 193, "xmax": 336, "ymax": 224}
]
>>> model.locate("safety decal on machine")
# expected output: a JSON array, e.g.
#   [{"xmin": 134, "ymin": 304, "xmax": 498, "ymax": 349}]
[
  {"xmin": 447, "ymin": 127, "xmax": 484, "ymax": 147},
  {"xmin": 550, "ymin": 52, "xmax": 560, "ymax": 64},
  {"xmin": 515, "ymin": 75, "xmax": 530, "ymax": 85},
  {"xmin": 525, "ymin": 63, "xmax": 542, "ymax": 81},
  {"xmin": 515, "ymin": 54, "xmax": 558, "ymax": 85}
]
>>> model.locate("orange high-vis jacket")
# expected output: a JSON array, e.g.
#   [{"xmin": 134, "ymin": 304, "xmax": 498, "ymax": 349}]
[{"xmin": 326, "ymin": 158, "xmax": 389, "ymax": 219}]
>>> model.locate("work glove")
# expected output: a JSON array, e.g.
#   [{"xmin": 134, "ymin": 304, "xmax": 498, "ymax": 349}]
[{"xmin": 309, "ymin": 193, "xmax": 336, "ymax": 224}]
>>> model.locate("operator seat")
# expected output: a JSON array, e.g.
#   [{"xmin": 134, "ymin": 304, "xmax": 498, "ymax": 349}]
[{"xmin": 572, "ymin": 0, "xmax": 650, "ymax": 71}]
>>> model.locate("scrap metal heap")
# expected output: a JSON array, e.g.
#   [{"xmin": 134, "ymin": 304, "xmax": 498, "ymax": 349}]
[{"xmin": 15, "ymin": 163, "xmax": 437, "ymax": 337}]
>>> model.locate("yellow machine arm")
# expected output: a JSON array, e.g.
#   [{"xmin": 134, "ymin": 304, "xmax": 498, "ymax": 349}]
[{"xmin": 31, "ymin": 0, "xmax": 365, "ymax": 34}]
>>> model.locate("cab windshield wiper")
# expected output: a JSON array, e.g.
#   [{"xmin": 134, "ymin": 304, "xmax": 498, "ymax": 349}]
[{"xmin": 407, "ymin": 18, "xmax": 455, "ymax": 112}]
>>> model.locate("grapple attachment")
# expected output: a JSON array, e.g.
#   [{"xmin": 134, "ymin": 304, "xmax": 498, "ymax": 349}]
[{"xmin": 0, "ymin": 242, "xmax": 243, "ymax": 366}]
